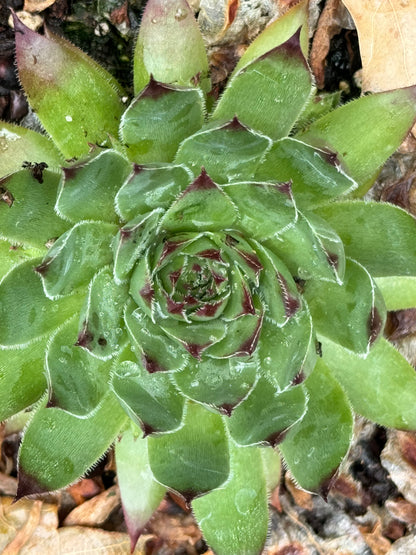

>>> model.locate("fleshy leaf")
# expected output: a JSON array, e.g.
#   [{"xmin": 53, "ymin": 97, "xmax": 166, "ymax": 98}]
[
  {"xmin": 315, "ymin": 201, "xmax": 416, "ymax": 277},
  {"xmin": 124, "ymin": 305, "xmax": 189, "ymax": 373},
  {"xmin": 375, "ymin": 276, "xmax": 416, "ymax": 310},
  {"xmin": 228, "ymin": 377, "xmax": 307, "ymax": 446},
  {"xmin": 224, "ymin": 181, "xmax": 297, "ymax": 241},
  {"xmin": 174, "ymin": 356, "xmax": 257, "ymax": 413},
  {"xmin": 322, "ymin": 337, "xmax": 416, "ymax": 429},
  {"xmin": 147, "ymin": 401, "xmax": 229, "ymax": 500},
  {"xmin": 234, "ymin": 0, "xmax": 309, "ymax": 71},
  {"xmin": 46, "ymin": 316, "xmax": 112, "ymax": 415},
  {"xmin": 192, "ymin": 443, "xmax": 269, "ymax": 555},
  {"xmin": 161, "ymin": 170, "xmax": 238, "ymax": 232},
  {"xmin": 212, "ymin": 31, "xmax": 313, "ymax": 140},
  {"xmin": 115, "ymin": 428, "xmax": 166, "ymax": 552},
  {"xmin": 133, "ymin": 0, "xmax": 209, "ymax": 94},
  {"xmin": 261, "ymin": 447, "xmax": 282, "ymax": 492},
  {"xmin": 254, "ymin": 138, "xmax": 357, "ymax": 207},
  {"xmin": 258, "ymin": 304, "xmax": 316, "ymax": 389},
  {"xmin": 35, "ymin": 221, "xmax": 117, "ymax": 298},
  {"xmin": 13, "ymin": 14, "xmax": 124, "ymax": 159},
  {"xmin": 0, "ymin": 336, "xmax": 47, "ymax": 422},
  {"xmin": 0, "ymin": 241, "xmax": 44, "ymax": 281},
  {"xmin": 111, "ymin": 360, "xmax": 184, "ymax": 434},
  {"xmin": 175, "ymin": 118, "xmax": 272, "ymax": 183},
  {"xmin": 120, "ymin": 80, "xmax": 204, "ymax": 163},
  {"xmin": 56, "ymin": 150, "xmax": 131, "ymax": 223},
  {"xmin": 304, "ymin": 258, "xmax": 386, "ymax": 354},
  {"xmin": 76, "ymin": 268, "xmax": 128, "ymax": 359},
  {"xmin": 279, "ymin": 359, "xmax": 354, "ymax": 495},
  {"xmin": 115, "ymin": 164, "xmax": 192, "ymax": 221},
  {"xmin": 0, "ymin": 170, "xmax": 70, "ymax": 249},
  {"xmin": 0, "ymin": 122, "xmax": 64, "ymax": 176},
  {"xmin": 17, "ymin": 392, "xmax": 127, "ymax": 496},
  {"xmin": 0, "ymin": 259, "xmax": 84, "ymax": 348},
  {"xmin": 298, "ymin": 87, "xmax": 416, "ymax": 193}
]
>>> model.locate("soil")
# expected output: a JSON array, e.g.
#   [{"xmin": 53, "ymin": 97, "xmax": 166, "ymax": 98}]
[{"xmin": 1, "ymin": 1, "xmax": 416, "ymax": 554}]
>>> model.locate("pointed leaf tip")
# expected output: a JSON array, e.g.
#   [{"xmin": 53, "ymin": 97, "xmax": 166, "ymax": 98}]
[{"xmin": 16, "ymin": 467, "xmax": 50, "ymax": 501}]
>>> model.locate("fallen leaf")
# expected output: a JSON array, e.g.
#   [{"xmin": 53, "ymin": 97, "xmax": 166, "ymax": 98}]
[
  {"xmin": 342, "ymin": 0, "xmax": 416, "ymax": 91},
  {"xmin": 24, "ymin": 0, "xmax": 56, "ymax": 12},
  {"xmin": 381, "ymin": 430, "xmax": 416, "ymax": 505},
  {"xmin": 359, "ymin": 521, "xmax": 391, "ymax": 555},
  {"xmin": 386, "ymin": 498, "xmax": 416, "ymax": 524},
  {"xmin": 63, "ymin": 485, "xmax": 121, "ymax": 527}
]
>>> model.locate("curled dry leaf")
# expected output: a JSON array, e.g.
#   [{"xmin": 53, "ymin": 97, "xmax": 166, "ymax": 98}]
[
  {"xmin": 24, "ymin": 0, "xmax": 56, "ymax": 13},
  {"xmin": 342, "ymin": 0, "xmax": 416, "ymax": 92},
  {"xmin": 63, "ymin": 485, "xmax": 121, "ymax": 527}
]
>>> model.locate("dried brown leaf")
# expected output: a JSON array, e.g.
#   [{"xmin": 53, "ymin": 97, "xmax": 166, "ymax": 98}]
[
  {"xmin": 381, "ymin": 430, "xmax": 416, "ymax": 505},
  {"xmin": 63, "ymin": 485, "xmax": 120, "ymax": 527},
  {"xmin": 23, "ymin": 0, "xmax": 56, "ymax": 13},
  {"xmin": 342, "ymin": 0, "xmax": 416, "ymax": 92}
]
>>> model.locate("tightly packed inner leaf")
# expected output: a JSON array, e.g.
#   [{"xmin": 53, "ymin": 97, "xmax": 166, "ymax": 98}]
[{"xmin": 1, "ymin": 2, "xmax": 416, "ymax": 554}]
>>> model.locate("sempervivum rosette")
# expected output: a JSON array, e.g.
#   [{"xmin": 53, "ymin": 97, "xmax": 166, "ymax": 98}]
[{"xmin": 2, "ymin": 1, "xmax": 416, "ymax": 553}]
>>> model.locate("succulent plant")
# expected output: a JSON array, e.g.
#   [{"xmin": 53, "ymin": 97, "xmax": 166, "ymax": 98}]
[{"xmin": 2, "ymin": 0, "xmax": 416, "ymax": 552}]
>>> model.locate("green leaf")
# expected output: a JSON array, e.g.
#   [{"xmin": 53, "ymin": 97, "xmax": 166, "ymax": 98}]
[
  {"xmin": 298, "ymin": 87, "xmax": 416, "ymax": 193},
  {"xmin": 193, "ymin": 443, "xmax": 269, "ymax": 555},
  {"xmin": 224, "ymin": 181, "xmax": 297, "ymax": 241},
  {"xmin": 111, "ymin": 360, "xmax": 184, "ymax": 435},
  {"xmin": 174, "ymin": 355, "xmax": 257, "ymax": 413},
  {"xmin": 228, "ymin": 378, "xmax": 307, "ymax": 446},
  {"xmin": 0, "ymin": 241, "xmax": 44, "ymax": 281},
  {"xmin": 0, "ymin": 122, "xmax": 64, "ymax": 176},
  {"xmin": 261, "ymin": 447, "xmax": 281, "ymax": 492},
  {"xmin": 124, "ymin": 304, "xmax": 189, "ymax": 373},
  {"xmin": 293, "ymin": 91, "xmax": 342, "ymax": 133},
  {"xmin": 147, "ymin": 401, "xmax": 229, "ymax": 499},
  {"xmin": 322, "ymin": 337, "xmax": 416, "ymax": 429},
  {"xmin": 161, "ymin": 170, "xmax": 238, "ymax": 233},
  {"xmin": 13, "ymin": 15, "xmax": 124, "ymax": 159},
  {"xmin": 36, "ymin": 221, "xmax": 117, "ymax": 298},
  {"xmin": 175, "ymin": 118, "xmax": 272, "ymax": 183},
  {"xmin": 115, "ymin": 428, "xmax": 166, "ymax": 552},
  {"xmin": 133, "ymin": 0, "xmax": 209, "ymax": 94},
  {"xmin": 0, "ymin": 259, "xmax": 84, "ymax": 348},
  {"xmin": 0, "ymin": 336, "xmax": 47, "ymax": 422},
  {"xmin": 212, "ymin": 31, "xmax": 313, "ymax": 140},
  {"xmin": 304, "ymin": 258, "xmax": 386, "ymax": 354},
  {"xmin": 0, "ymin": 170, "xmax": 70, "ymax": 249},
  {"xmin": 315, "ymin": 201, "xmax": 416, "ymax": 277},
  {"xmin": 115, "ymin": 164, "xmax": 192, "ymax": 221},
  {"xmin": 258, "ymin": 304, "xmax": 316, "ymax": 389},
  {"xmin": 254, "ymin": 138, "xmax": 357, "ymax": 208},
  {"xmin": 56, "ymin": 150, "xmax": 131, "ymax": 223},
  {"xmin": 46, "ymin": 316, "xmax": 111, "ymax": 415},
  {"xmin": 234, "ymin": 0, "xmax": 309, "ymax": 72},
  {"xmin": 279, "ymin": 359, "xmax": 354, "ymax": 494},
  {"xmin": 375, "ymin": 276, "xmax": 416, "ymax": 310},
  {"xmin": 17, "ymin": 392, "xmax": 128, "ymax": 496},
  {"xmin": 120, "ymin": 80, "xmax": 204, "ymax": 163}
]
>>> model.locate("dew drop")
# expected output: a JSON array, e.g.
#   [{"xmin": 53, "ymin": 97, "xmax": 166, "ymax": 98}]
[
  {"xmin": 175, "ymin": 8, "xmax": 187, "ymax": 21},
  {"xmin": 151, "ymin": 17, "xmax": 157, "ymax": 23}
]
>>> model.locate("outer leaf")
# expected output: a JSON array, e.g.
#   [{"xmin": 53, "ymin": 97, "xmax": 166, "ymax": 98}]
[
  {"xmin": 147, "ymin": 401, "xmax": 229, "ymax": 500},
  {"xmin": 17, "ymin": 392, "xmax": 128, "ymax": 497},
  {"xmin": 46, "ymin": 317, "xmax": 112, "ymax": 415},
  {"xmin": 35, "ymin": 221, "xmax": 117, "ymax": 298},
  {"xmin": 0, "ymin": 241, "xmax": 44, "ymax": 281},
  {"xmin": 279, "ymin": 359, "xmax": 354, "ymax": 495},
  {"xmin": 115, "ymin": 428, "xmax": 166, "ymax": 552},
  {"xmin": 77, "ymin": 268, "xmax": 128, "ymax": 359},
  {"xmin": 0, "ymin": 336, "xmax": 47, "ymax": 422},
  {"xmin": 192, "ymin": 443, "xmax": 269, "ymax": 555},
  {"xmin": 175, "ymin": 118, "xmax": 272, "ymax": 183},
  {"xmin": 56, "ymin": 151, "xmax": 131, "ymax": 223},
  {"xmin": 0, "ymin": 170, "xmax": 70, "ymax": 249},
  {"xmin": 111, "ymin": 360, "xmax": 184, "ymax": 434},
  {"xmin": 115, "ymin": 164, "xmax": 192, "ymax": 221},
  {"xmin": 13, "ymin": 14, "xmax": 124, "ymax": 159},
  {"xmin": 234, "ymin": 0, "xmax": 309, "ymax": 71},
  {"xmin": 375, "ymin": 276, "xmax": 416, "ymax": 310},
  {"xmin": 0, "ymin": 122, "xmax": 64, "ymax": 176},
  {"xmin": 228, "ymin": 378, "xmax": 307, "ymax": 447},
  {"xmin": 322, "ymin": 337, "xmax": 416, "ymax": 429},
  {"xmin": 0, "ymin": 259, "xmax": 83, "ymax": 348},
  {"xmin": 261, "ymin": 447, "xmax": 281, "ymax": 492},
  {"xmin": 133, "ymin": 0, "xmax": 209, "ymax": 94},
  {"xmin": 316, "ymin": 201, "xmax": 416, "ymax": 277},
  {"xmin": 212, "ymin": 31, "xmax": 313, "ymax": 140},
  {"xmin": 298, "ymin": 87, "xmax": 416, "ymax": 193},
  {"xmin": 254, "ymin": 138, "xmax": 357, "ymax": 207},
  {"xmin": 120, "ymin": 80, "xmax": 204, "ymax": 163},
  {"xmin": 304, "ymin": 258, "xmax": 386, "ymax": 354}
]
